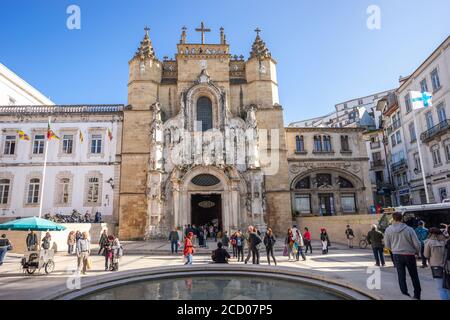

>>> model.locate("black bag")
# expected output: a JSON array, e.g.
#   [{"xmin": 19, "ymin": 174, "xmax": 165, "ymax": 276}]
[{"xmin": 431, "ymin": 266, "xmax": 444, "ymax": 279}]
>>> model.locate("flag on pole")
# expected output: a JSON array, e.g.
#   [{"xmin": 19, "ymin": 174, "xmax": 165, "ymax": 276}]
[
  {"xmin": 17, "ymin": 130, "xmax": 30, "ymax": 141},
  {"xmin": 79, "ymin": 130, "xmax": 84, "ymax": 143},
  {"xmin": 410, "ymin": 91, "xmax": 433, "ymax": 110},
  {"xmin": 107, "ymin": 128, "xmax": 113, "ymax": 141},
  {"xmin": 47, "ymin": 120, "xmax": 60, "ymax": 140}
]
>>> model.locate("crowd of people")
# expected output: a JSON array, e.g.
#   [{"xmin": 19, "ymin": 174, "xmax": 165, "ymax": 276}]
[
  {"xmin": 175, "ymin": 218, "xmax": 450, "ymax": 300},
  {"xmin": 179, "ymin": 224, "xmax": 332, "ymax": 267},
  {"xmin": 1, "ymin": 229, "xmax": 123, "ymax": 275}
]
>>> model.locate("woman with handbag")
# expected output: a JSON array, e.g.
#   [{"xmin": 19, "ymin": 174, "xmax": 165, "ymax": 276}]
[
  {"xmin": 0, "ymin": 234, "xmax": 12, "ymax": 266},
  {"xmin": 424, "ymin": 227, "xmax": 450, "ymax": 300}
]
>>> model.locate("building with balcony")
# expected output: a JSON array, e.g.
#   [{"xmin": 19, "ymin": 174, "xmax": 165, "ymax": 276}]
[{"xmin": 394, "ymin": 36, "xmax": 450, "ymax": 205}]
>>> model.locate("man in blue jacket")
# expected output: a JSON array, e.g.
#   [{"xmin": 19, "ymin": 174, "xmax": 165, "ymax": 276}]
[{"xmin": 415, "ymin": 221, "xmax": 429, "ymax": 268}]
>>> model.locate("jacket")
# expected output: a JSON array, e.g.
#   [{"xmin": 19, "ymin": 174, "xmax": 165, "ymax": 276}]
[
  {"xmin": 384, "ymin": 222, "xmax": 420, "ymax": 255},
  {"xmin": 249, "ymin": 232, "xmax": 262, "ymax": 248},
  {"xmin": 26, "ymin": 233, "xmax": 37, "ymax": 247},
  {"xmin": 222, "ymin": 235, "xmax": 230, "ymax": 246},
  {"xmin": 295, "ymin": 231, "xmax": 304, "ymax": 247},
  {"xmin": 303, "ymin": 231, "xmax": 311, "ymax": 242},
  {"xmin": 424, "ymin": 237, "xmax": 446, "ymax": 267},
  {"xmin": 345, "ymin": 228, "xmax": 354, "ymax": 239},
  {"xmin": 169, "ymin": 231, "xmax": 179, "ymax": 241},
  {"xmin": 76, "ymin": 238, "xmax": 90, "ymax": 254},
  {"xmin": 212, "ymin": 248, "xmax": 230, "ymax": 263},
  {"xmin": 183, "ymin": 237, "xmax": 194, "ymax": 256},
  {"xmin": 264, "ymin": 234, "xmax": 276, "ymax": 248},
  {"xmin": 367, "ymin": 229, "xmax": 384, "ymax": 248},
  {"xmin": 99, "ymin": 233, "xmax": 108, "ymax": 246},
  {"xmin": 415, "ymin": 227, "xmax": 429, "ymax": 245},
  {"xmin": 41, "ymin": 236, "xmax": 51, "ymax": 250}
]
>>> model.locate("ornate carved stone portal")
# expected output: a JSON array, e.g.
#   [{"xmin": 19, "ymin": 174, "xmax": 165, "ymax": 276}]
[{"xmin": 145, "ymin": 70, "xmax": 265, "ymax": 238}]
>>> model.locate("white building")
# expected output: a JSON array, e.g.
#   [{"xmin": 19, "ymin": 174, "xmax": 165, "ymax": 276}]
[
  {"xmin": 0, "ymin": 105, "xmax": 123, "ymax": 222},
  {"xmin": 0, "ymin": 63, "xmax": 53, "ymax": 106},
  {"xmin": 290, "ymin": 90, "xmax": 393, "ymax": 129},
  {"xmin": 395, "ymin": 36, "xmax": 450, "ymax": 205}
]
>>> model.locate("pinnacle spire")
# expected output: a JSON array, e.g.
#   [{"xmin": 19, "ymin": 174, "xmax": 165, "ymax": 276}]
[
  {"xmin": 133, "ymin": 26, "xmax": 156, "ymax": 60},
  {"xmin": 250, "ymin": 27, "xmax": 271, "ymax": 59}
]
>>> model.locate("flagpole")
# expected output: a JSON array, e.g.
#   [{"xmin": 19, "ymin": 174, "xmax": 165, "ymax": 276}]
[
  {"xmin": 411, "ymin": 93, "xmax": 430, "ymax": 204},
  {"xmin": 38, "ymin": 116, "xmax": 51, "ymax": 218}
]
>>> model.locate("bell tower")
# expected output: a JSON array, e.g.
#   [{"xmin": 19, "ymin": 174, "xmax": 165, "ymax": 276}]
[
  {"xmin": 119, "ymin": 27, "xmax": 162, "ymax": 239},
  {"xmin": 245, "ymin": 28, "xmax": 291, "ymax": 234}
]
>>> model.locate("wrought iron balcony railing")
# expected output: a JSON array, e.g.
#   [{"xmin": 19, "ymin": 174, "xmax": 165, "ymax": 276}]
[
  {"xmin": 391, "ymin": 159, "xmax": 407, "ymax": 173},
  {"xmin": 371, "ymin": 159, "xmax": 385, "ymax": 169},
  {"xmin": 420, "ymin": 119, "xmax": 450, "ymax": 143},
  {"xmin": 370, "ymin": 141, "xmax": 381, "ymax": 149}
]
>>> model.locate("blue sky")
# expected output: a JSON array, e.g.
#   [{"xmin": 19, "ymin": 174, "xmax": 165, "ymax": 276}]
[{"xmin": 0, "ymin": 0, "xmax": 449, "ymax": 124}]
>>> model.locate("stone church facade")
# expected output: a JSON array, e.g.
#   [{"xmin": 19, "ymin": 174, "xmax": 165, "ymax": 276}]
[{"xmin": 118, "ymin": 25, "xmax": 292, "ymax": 239}]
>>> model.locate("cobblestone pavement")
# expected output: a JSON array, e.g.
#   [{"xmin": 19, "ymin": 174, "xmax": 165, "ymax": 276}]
[{"xmin": 0, "ymin": 240, "xmax": 439, "ymax": 300}]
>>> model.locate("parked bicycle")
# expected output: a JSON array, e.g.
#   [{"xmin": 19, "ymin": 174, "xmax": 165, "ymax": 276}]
[{"xmin": 359, "ymin": 235, "xmax": 368, "ymax": 249}]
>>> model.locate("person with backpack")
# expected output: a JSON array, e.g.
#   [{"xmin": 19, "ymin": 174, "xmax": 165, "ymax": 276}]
[
  {"xmin": 41, "ymin": 232, "xmax": 51, "ymax": 250},
  {"xmin": 367, "ymin": 224, "xmax": 385, "ymax": 267},
  {"xmin": 424, "ymin": 227, "xmax": 450, "ymax": 300},
  {"xmin": 26, "ymin": 230, "xmax": 37, "ymax": 251},
  {"xmin": 236, "ymin": 230, "xmax": 245, "ymax": 262},
  {"xmin": 345, "ymin": 225, "xmax": 355, "ymax": 249},
  {"xmin": 385, "ymin": 212, "xmax": 421, "ymax": 300},
  {"xmin": 320, "ymin": 229, "xmax": 330, "ymax": 254},
  {"xmin": 415, "ymin": 221, "xmax": 429, "ymax": 268},
  {"xmin": 0, "ymin": 234, "xmax": 12, "ymax": 266},
  {"xmin": 230, "ymin": 232, "xmax": 237, "ymax": 258},
  {"xmin": 250, "ymin": 226, "xmax": 262, "ymax": 264},
  {"xmin": 264, "ymin": 228, "xmax": 277, "ymax": 265}
]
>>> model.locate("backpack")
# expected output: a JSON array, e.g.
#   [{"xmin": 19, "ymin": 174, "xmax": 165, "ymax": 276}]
[{"xmin": 252, "ymin": 234, "xmax": 262, "ymax": 247}]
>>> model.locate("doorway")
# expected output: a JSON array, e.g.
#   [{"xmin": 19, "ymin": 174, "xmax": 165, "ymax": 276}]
[
  {"xmin": 191, "ymin": 194, "xmax": 222, "ymax": 230},
  {"xmin": 318, "ymin": 193, "xmax": 335, "ymax": 216}
]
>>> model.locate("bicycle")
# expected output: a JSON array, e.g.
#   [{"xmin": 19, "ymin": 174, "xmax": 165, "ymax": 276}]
[{"xmin": 359, "ymin": 235, "xmax": 368, "ymax": 249}]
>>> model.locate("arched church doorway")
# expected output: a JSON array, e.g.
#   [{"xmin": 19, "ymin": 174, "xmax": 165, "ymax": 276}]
[{"xmin": 191, "ymin": 194, "xmax": 222, "ymax": 230}]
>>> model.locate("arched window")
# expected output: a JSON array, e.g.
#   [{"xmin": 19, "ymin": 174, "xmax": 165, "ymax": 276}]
[
  {"xmin": 295, "ymin": 135, "xmax": 304, "ymax": 152},
  {"xmin": 338, "ymin": 177, "xmax": 354, "ymax": 188},
  {"xmin": 196, "ymin": 96, "xmax": 213, "ymax": 131},
  {"xmin": 295, "ymin": 176, "xmax": 310, "ymax": 189},
  {"xmin": 313, "ymin": 136, "xmax": 322, "ymax": 152},
  {"xmin": 323, "ymin": 135, "xmax": 332, "ymax": 152}
]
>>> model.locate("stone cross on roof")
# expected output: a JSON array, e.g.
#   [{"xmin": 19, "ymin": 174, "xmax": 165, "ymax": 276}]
[{"xmin": 195, "ymin": 21, "xmax": 211, "ymax": 44}]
